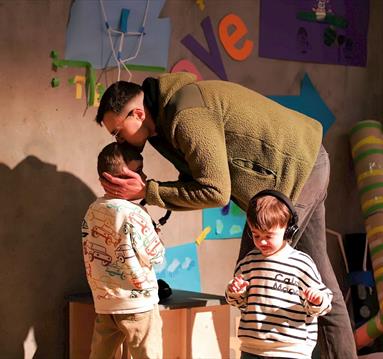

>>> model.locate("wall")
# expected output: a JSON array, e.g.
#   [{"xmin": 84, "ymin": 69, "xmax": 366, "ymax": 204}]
[{"xmin": 0, "ymin": 0, "xmax": 382, "ymax": 357}]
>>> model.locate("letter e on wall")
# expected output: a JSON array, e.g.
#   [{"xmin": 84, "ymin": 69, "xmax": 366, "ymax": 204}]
[{"xmin": 219, "ymin": 13, "xmax": 254, "ymax": 61}]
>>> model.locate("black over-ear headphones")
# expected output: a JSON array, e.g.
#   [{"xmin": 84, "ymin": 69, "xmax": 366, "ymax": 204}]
[{"xmin": 249, "ymin": 189, "xmax": 299, "ymax": 240}]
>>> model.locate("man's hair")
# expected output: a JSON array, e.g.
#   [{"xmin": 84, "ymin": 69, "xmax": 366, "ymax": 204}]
[
  {"xmin": 97, "ymin": 142, "xmax": 143, "ymax": 178},
  {"xmin": 247, "ymin": 195, "xmax": 291, "ymax": 232},
  {"xmin": 95, "ymin": 81, "xmax": 143, "ymax": 125}
]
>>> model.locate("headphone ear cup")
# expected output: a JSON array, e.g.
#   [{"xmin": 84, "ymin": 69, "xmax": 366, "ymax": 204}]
[
  {"xmin": 285, "ymin": 224, "xmax": 299, "ymax": 240},
  {"xmin": 285, "ymin": 226, "xmax": 292, "ymax": 240}
]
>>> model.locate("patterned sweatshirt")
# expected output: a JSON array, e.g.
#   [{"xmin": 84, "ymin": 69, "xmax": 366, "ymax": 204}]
[
  {"xmin": 226, "ymin": 244, "xmax": 332, "ymax": 359},
  {"xmin": 81, "ymin": 197, "xmax": 164, "ymax": 314}
]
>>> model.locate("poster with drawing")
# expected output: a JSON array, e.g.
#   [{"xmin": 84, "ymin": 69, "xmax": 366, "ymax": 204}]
[
  {"xmin": 259, "ymin": 0, "xmax": 369, "ymax": 66},
  {"xmin": 65, "ymin": 0, "xmax": 170, "ymax": 71}
]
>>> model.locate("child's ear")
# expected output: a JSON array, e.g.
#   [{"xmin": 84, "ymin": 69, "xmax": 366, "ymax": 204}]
[{"xmin": 133, "ymin": 107, "xmax": 145, "ymax": 120}]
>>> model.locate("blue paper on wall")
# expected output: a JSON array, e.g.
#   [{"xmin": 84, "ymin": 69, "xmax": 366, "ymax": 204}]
[
  {"xmin": 64, "ymin": 0, "xmax": 170, "ymax": 70},
  {"xmin": 269, "ymin": 73, "xmax": 335, "ymax": 134},
  {"xmin": 155, "ymin": 242, "xmax": 201, "ymax": 292},
  {"xmin": 202, "ymin": 201, "xmax": 246, "ymax": 240}
]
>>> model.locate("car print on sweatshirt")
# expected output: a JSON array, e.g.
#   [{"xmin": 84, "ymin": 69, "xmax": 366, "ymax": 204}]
[
  {"xmin": 85, "ymin": 241, "xmax": 112, "ymax": 266},
  {"xmin": 91, "ymin": 223, "xmax": 122, "ymax": 247}
]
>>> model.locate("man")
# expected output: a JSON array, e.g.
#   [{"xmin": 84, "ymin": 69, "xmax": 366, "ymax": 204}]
[{"xmin": 96, "ymin": 72, "xmax": 357, "ymax": 359}]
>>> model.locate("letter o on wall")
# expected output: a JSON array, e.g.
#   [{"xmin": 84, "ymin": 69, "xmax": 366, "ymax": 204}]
[{"xmin": 218, "ymin": 13, "xmax": 254, "ymax": 61}]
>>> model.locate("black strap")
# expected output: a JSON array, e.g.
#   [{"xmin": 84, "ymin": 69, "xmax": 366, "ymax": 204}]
[{"xmin": 139, "ymin": 199, "xmax": 172, "ymax": 229}]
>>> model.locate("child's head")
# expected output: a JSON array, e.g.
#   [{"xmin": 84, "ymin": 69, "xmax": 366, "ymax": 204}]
[
  {"xmin": 97, "ymin": 142, "xmax": 145, "ymax": 181},
  {"xmin": 246, "ymin": 190, "xmax": 298, "ymax": 256}
]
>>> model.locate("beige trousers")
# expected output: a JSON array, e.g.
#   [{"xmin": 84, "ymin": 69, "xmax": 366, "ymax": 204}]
[{"xmin": 89, "ymin": 306, "xmax": 163, "ymax": 359}]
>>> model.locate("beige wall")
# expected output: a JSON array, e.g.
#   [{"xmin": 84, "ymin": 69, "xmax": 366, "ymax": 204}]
[{"xmin": 0, "ymin": 0, "xmax": 382, "ymax": 357}]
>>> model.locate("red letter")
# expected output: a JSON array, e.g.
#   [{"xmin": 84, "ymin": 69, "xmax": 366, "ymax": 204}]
[{"xmin": 219, "ymin": 13, "xmax": 253, "ymax": 61}]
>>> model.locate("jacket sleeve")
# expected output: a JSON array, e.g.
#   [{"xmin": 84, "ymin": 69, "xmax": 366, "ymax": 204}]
[
  {"xmin": 128, "ymin": 209, "xmax": 165, "ymax": 267},
  {"xmin": 146, "ymin": 107, "xmax": 231, "ymax": 210}
]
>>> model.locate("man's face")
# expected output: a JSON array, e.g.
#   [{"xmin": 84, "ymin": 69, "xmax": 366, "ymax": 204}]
[{"xmin": 102, "ymin": 104, "xmax": 149, "ymax": 148}]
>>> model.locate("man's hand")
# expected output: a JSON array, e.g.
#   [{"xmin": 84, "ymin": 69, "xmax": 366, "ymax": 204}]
[
  {"xmin": 100, "ymin": 167, "xmax": 146, "ymax": 201},
  {"xmin": 303, "ymin": 288, "xmax": 324, "ymax": 306},
  {"xmin": 227, "ymin": 274, "xmax": 249, "ymax": 294}
]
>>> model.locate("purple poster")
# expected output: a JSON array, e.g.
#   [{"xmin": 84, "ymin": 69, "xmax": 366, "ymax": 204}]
[{"xmin": 259, "ymin": 0, "xmax": 369, "ymax": 66}]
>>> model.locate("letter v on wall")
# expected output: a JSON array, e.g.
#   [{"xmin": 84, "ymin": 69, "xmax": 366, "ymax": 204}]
[{"xmin": 181, "ymin": 16, "xmax": 228, "ymax": 80}]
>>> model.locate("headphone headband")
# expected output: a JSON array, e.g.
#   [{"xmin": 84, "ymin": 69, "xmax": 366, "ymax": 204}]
[{"xmin": 249, "ymin": 190, "xmax": 299, "ymax": 240}]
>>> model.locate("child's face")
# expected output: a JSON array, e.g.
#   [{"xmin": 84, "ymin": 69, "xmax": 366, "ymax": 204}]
[
  {"xmin": 125, "ymin": 159, "xmax": 146, "ymax": 181},
  {"xmin": 248, "ymin": 222, "xmax": 287, "ymax": 257}
]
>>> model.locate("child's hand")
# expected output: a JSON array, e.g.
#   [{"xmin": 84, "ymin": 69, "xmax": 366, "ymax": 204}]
[
  {"xmin": 303, "ymin": 288, "xmax": 324, "ymax": 306},
  {"xmin": 228, "ymin": 274, "xmax": 249, "ymax": 294}
]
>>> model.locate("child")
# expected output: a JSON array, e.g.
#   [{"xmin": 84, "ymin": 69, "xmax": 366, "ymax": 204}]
[
  {"xmin": 81, "ymin": 142, "xmax": 165, "ymax": 359},
  {"xmin": 226, "ymin": 190, "xmax": 332, "ymax": 359}
]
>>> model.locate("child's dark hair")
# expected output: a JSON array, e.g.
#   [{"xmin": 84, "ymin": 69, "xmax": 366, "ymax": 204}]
[
  {"xmin": 247, "ymin": 195, "xmax": 291, "ymax": 232},
  {"xmin": 95, "ymin": 81, "xmax": 143, "ymax": 125},
  {"xmin": 97, "ymin": 142, "xmax": 143, "ymax": 178}
]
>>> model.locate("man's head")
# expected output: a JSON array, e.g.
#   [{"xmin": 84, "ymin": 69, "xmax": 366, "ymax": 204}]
[
  {"xmin": 96, "ymin": 81, "xmax": 142, "ymax": 125},
  {"xmin": 96, "ymin": 81, "xmax": 156, "ymax": 149},
  {"xmin": 246, "ymin": 190, "xmax": 298, "ymax": 256},
  {"xmin": 97, "ymin": 142, "xmax": 145, "ymax": 181}
]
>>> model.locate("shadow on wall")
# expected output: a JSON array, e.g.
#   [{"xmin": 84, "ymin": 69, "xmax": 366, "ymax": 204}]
[{"xmin": 0, "ymin": 156, "xmax": 96, "ymax": 359}]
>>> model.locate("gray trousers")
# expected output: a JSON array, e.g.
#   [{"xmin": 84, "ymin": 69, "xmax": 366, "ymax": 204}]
[{"xmin": 238, "ymin": 145, "xmax": 358, "ymax": 359}]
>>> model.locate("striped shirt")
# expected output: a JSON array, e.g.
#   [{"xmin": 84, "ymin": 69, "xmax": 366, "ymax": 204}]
[{"xmin": 226, "ymin": 244, "xmax": 332, "ymax": 359}]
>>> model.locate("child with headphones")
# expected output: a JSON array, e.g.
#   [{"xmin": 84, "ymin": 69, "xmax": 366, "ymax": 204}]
[{"xmin": 225, "ymin": 190, "xmax": 333, "ymax": 359}]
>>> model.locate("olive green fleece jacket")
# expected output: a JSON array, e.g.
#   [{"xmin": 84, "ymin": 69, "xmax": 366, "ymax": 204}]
[{"xmin": 146, "ymin": 72, "xmax": 323, "ymax": 211}]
